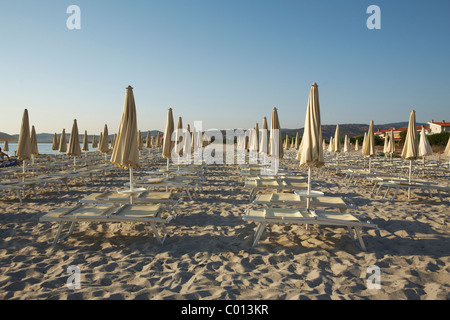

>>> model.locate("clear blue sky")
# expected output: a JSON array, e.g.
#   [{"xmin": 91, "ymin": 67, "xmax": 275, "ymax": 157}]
[{"xmin": 1, "ymin": 0, "xmax": 449, "ymax": 135}]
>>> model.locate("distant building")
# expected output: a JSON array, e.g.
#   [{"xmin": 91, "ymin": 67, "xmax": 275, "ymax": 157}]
[
  {"xmin": 375, "ymin": 125, "xmax": 430, "ymax": 141},
  {"xmin": 428, "ymin": 120, "xmax": 450, "ymax": 134}
]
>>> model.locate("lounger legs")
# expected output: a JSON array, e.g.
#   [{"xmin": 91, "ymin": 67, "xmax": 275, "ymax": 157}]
[{"xmin": 252, "ymin": 222, "xmax": 267, "ymax": 248}]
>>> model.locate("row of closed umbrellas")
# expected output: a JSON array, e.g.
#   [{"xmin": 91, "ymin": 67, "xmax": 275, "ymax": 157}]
[{"xmin": 14, "ymin": 85, "xmax": 449, "ymax": 187}]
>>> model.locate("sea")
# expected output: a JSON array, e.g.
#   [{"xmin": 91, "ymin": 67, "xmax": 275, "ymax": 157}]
[{"xmin": 3, "ymin": 143, "xmax": 96, "ymax": 156}]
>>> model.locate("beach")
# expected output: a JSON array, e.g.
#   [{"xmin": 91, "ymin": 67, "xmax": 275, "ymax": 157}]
[{"xmin": 0, "ymin": 149, "xmax": 449, "ymax": 300}]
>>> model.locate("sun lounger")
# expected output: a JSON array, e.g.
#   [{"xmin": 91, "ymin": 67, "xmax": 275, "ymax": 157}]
[
  {"xmin": 39, "ymin": 203, "xmax": 173, "ymax": 246},
  {"xmin": 244, "ymin": 177, "xmax": 308, "ymax": 201},
  {"xmin": 375, "ymin": 180, "xmax": 449, "ymax": 202},
  {"xmin": 80, "ymin": 190, "xmax": 181, "ymax": 217},
  {"xmin": 242, "ymin": 208, "xmax": 378, "ymax": 251},
  {"xmin": 132, "ymin": 176, "xmax": 200, "ymax": 200},
  {"xmin": 253, "ymin": 193, "xmax": 350, "ymax": 212}
]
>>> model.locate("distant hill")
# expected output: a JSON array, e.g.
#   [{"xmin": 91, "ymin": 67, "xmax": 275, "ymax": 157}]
[{"xmin": 0, "ymin": 132, "xmax": 18, "ymax": 141}]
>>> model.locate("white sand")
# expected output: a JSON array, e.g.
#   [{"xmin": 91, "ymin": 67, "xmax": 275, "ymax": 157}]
[{"xmin": 0, "ymin": 151, "xmax": 449, "ymax": 300}]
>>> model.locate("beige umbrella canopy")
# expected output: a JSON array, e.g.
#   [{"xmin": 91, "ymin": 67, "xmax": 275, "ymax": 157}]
[
  {"xmin": 30, "ymin": 125, "xmax": 39, "ymax": 156},
  {"xmin": 16, "ymin": 109, "xmax": 32, "ymax": 162},
  {"xmin": 297, "ymin": 83, "xmax": 323, "ymax": 167},
  {"xmin": 389, "ymin": 128, "xmax": 395, "ymax": 155},
  {"xmin": 259, "ymin": 116, "xmax": 269, "ymax": 156},
  {"xmin": 67, "ymin": 119, "xmax": 82, "ymax": 169},
  {"xmin": 297, "ymin": 83, "xmax": 323, "ymax": 208},
  {"xmin": 111, "ymin": 85, "xmax": 140, "ymax": 168},
  {"xmin": 328, "ymin": 136, "xmax": 333, "ymax": 152},
  {"xmin": 82, "ymin": 130, "xmax": 89, "ymax": 152},
  {"xmin": 3, "ymin": 140, "xmax": 9, "ymax": 152},
  {"xmin": 418, "ymin": 126, "xmax": 433, "ymax": 162},
  {"xmin": 401, "ymin": 110, "xmax": 419, "ymax": 161},
  {"xmin": 269, "ymin": 107, "xmax": 283, "ymax": 161},
  {"xmin": 362, "ymin": 120, "xmax": 375, "ymax": 173},
  {"xmin": 444, "ymin": 136, "xmax": 450, "ymax": 156},
  {"xmin": 295, "ymin": 131, "xmax": 300, "ymax": 150},
  {"xmin": 145, "ymin": 131, "xmax": 151, "ymax": 149},
  {"xmin": 254, "ymin": 123, "xmax": 259, "ymax": 153},
  {"xmin": 99, "ymin": 124, "xmax": 110, "ymax": 154},
  {"xmin": 91, "ymin": 135, "xmax": 98, "ymax": 149},
  {"xmin": 59, "ymin": 128, "xmax": 67, "ymax": 153},
  {"xmin": 52, "ymin": 133, "xmax": 59, "ymax": 151},
  {"xmin": 162, "ymin": 108, "xmax": 175, "ymax": 169},
  {"xmin": 333, "ymin": 124, "xmax": 341, "ymax": 153},
  {"xmin": 67, "ymin": 119, "xmax": 82, "ymax": 157},
  {"xmin": 355, "ymin": 138, "xmax": 359, "ymax": 151},
  {"xmin": 137, "ymin": 130, "xmax": 143, "ymax": 151},
  {"xmin": 176, "ymin": 117, "xmax": 183, "ymax": 157},
  {"xmin": 401, "ymin": 110, "xmax": 419, "ymax": 193},
  {"xmin": 110, "ymin": 86, "xmax": 141, "ymax": 199}
]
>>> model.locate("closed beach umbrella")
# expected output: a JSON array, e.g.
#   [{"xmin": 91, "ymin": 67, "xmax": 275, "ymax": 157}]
[
  {"xmin": 343, "ymin": 135, "xmax": 349, "ymax": 153},
  {"xmin": 355, "ymin": 138, "xmax": 359, "ymax": 151},
  {"xmin": 16, "ymin": 109, "xmax": 32, "ymax": 175},
  {"xmin": 191, "ymin": 126, "xmax": 198, "ymax": 153},
  {"xmin": 67, "ymin": 119, "xmax": 82, "ymax": 168},
  {"xmin": 295, "ymin": 131, "xmax": 300, "ymax": 150},
  {"xmin": 362, "ymin": 132, "xmax": 367, "ymax": 153},
  {"xmin": 259, "ymin": 116, "xmax": 269, "ymax": 156},
  {"xmin": 254, "ymin": 123, "xmax": 259, "ymax": 153},
  {"xmin": 99, "ymin": 124, "xmax": 110, "ymax": 156},
  {"xmin": 3, "ymin": 140, "xmax": 8, "ymax": 152},
  {"xmin": 401, "ymin": 110, "xmax": 418, "ymax": 187},
  {"xmin": 92, "ymin": 135, "xmax": 98, "ymax": 149},
  {"xmin": 297, "ymin": 83, "xmax": 323, "ymax": 208},
  {"xmin": 176, "ymin": 117, "xmax": 183, "ymax": 158},
  {"xmin": 111, "ymin": 86, "xmax": 141, "ymax": 196},
  {"xmin": 383, "ymin": 132, "xmax": 390, "ymax": 154},
  {"xmin": 52, "ymin": 133, "xmax": 59, "ymax": 151},
  {"xmin": 59, "ymin": 128, "xmax": 67, "ymax": 153},
  {"xmin": 82, "ymin": 130, "xmax": 89, "ymax": 152},
  {"xmin": 444, "ymin": 136, "xmax": 450, "ymax": 166},
  {"xmin": 67, "ymin": 119, "xmax": 82, "ymax": 156},
  {"xmin": 17, "ymin": 109, "xmax": 32, "ymax": 161},
  {"xmin": 145, "ymin": 131, "xmax": 151, "ymax": 149},
  {"xmin": 389, "ymin": 129, "xmax": 395, "ymax": 155},
  {"xmin": 137, "ymin": 130, "xmax": 143, "ymax": 151},
  {"xmin": 362, "ymin": 120, "xmax": 375, "ymax": 173},
  {"xmin": 269, "ymin": 107, "xmax": 283, "ymax": 161},
  {"xmin": 333, "ymin": 124, "xmax": 341, "ymax": 153},
  {"xmin": 162, "ymin": 108, "xmax": 175, "ymax": 169},
  {"xmin": 328, "ymin": 136, "xmax": 333, "ymax": 152},
  {"xmin": 30, "ymin": 125, "xmax": 39, "ymax": 156},
  {"xmin": 418, "ymin": 126, "xmax": 433, "ymax": 163},
  {"xmin": 183, "ymin": 125, "xmax": 192, "ymax": 160}
]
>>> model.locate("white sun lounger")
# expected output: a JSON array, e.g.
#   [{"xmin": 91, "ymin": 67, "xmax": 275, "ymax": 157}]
[
  {"xmin": 253, "ymin": 193, "xmax": 350, "ymax": 212},
  {"xmin": 375, "ymin": 180, "xmax": 450, "ymax": 202},
  {"xmin": 39, "ymin": 204, "xmax": 173, "ymax": 246},
  {"xmin": 243, "ymin": 208, "xmax": 378, "ymax": 251},
  {"xmin": 80, "ymin": 191, "xmax": 182, "ymax": 217},
  {"xmin": 244, "ymin": 177, "xmax": 308, "ymax": 202}
]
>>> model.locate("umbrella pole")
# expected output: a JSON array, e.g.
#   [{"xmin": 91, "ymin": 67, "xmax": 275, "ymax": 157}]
[
  {"xmin": 129, "ymin": 167, "xmax": 134, "ymax": 204},
  {"xmin": 22, "ymin": 160, "xmax": 26, "ymax": 182},
  {"xmin": 307, "ymin": 166, "xmax": 311, "ymax": 209},
  {"xmin": 408, "ymin": 160, "xmax": 412, "ymax": 198}
]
